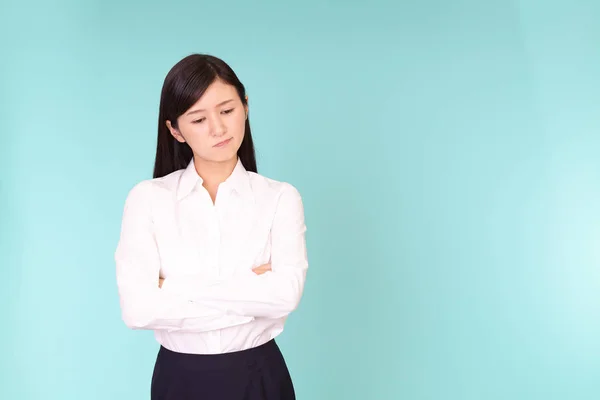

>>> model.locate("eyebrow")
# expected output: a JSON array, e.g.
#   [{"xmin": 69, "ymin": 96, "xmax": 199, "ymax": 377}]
[{"xmin": 186, "ymin": 99, "xmax": 235, "ymax": 115}]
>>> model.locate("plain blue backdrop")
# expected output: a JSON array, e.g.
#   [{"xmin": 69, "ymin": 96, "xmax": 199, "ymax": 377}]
[{"xmin": 1, "ymin": 0, "xmax": 599, "ymax": 399}]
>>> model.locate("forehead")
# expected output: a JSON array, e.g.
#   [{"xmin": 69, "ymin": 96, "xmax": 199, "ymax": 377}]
[{"xmin": 192, "ymin": 79, "xmax": 239, "ymax": 108}]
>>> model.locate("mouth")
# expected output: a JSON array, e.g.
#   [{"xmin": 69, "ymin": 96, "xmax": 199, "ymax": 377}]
[{"xmin": 213, "ymin": 137, "xmax": 233, "ymax": 148}]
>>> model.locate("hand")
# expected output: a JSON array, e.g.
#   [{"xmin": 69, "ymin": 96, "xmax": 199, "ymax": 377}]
[
  {"xmin": 158, "ymin": 278, "xmax": 164, "ymax": 288},
  {"xmin": 252, "ymin": 263, "xmax": 271, "ymax": 275}
]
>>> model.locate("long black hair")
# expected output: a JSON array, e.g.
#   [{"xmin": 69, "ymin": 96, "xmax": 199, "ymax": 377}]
[{"xmin": 152, "ymin": 54, "xmax": 257, "ymax": 178}]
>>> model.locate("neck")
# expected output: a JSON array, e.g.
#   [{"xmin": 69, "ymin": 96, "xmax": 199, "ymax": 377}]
[{"xmin": 193, "ymin": 156, "xmax": 238, "ymax": 188}]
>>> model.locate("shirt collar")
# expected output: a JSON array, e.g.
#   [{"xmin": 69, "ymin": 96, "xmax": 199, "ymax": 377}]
[{"xmin": 176, "ymin": 157, "xmax": 252, "ymax": 201}]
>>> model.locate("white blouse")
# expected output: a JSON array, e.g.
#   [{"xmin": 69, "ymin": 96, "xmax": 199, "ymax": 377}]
[{"xmin": 115, "ymin": 158, "xmax": 308, "ymax": 354}]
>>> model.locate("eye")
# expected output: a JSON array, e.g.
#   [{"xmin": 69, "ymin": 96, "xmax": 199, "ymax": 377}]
[
  {"xmin": 192, "ymin": 117, "xmax": 206, "ymax": 124},
  {"xmin": 222, "ymin": 108, "xmax": 234, "ymax": 115}
]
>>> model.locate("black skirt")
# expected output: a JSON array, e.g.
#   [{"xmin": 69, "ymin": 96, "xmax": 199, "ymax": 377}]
[{"xmin": 151, "ymin": 339, "xmax": 296, "ymax": 400}]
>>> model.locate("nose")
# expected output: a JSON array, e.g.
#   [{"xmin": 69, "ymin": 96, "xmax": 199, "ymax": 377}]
[{"xmin": 210, "ymin": 115, "xmax": 226, "ymax": 137}]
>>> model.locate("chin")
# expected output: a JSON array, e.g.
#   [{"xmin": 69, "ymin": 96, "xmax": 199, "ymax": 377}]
[{"xmin": 212, "ymin": 152, "xmax": 239, "ymax": 163}]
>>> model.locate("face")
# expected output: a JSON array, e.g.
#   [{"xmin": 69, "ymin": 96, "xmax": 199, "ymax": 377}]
[{"xmin": 167, "ymin": 79, "xmax": 248, "ymax": 164}]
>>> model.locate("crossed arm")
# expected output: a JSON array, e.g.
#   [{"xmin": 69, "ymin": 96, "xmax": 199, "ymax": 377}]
[
  {"xmin": 115, "ymin": 181, "xmax": 308, "ymax": 333},
  {"xmin": 157, "ymin": 262, "xmax": 271, "ymax": 288}
]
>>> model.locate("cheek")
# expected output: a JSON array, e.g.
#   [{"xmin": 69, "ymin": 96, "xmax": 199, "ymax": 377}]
[
  {"xmin": 229, "ymin": 115, "xmax": 246, "ymax": 137},
  {"xmin": 182, "ymin": 125, "xmax": 210, "ymax": 146}
]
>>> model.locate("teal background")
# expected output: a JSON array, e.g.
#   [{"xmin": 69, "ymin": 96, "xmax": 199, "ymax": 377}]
[{"xmin": 1, "ymin": 0, "xmax": 599, "ymax": 399}]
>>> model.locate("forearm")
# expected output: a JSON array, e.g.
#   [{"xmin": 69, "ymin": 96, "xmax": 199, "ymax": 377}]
[
  {"xmin": 163, "ymin": 265, "xmax": 307, "ymax": 319},
  {"xmin": 117, "ymin": 267, "xmax": 254, "ymax": 332}
]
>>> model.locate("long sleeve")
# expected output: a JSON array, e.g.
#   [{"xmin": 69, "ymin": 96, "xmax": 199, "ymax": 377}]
[
  {"xmin": 163, "ymin": 183, "xmax": 309, "ymax": 319},
  {"xmin": 114, "ymin": 181, "xmax": 254, "ymax": 332}
]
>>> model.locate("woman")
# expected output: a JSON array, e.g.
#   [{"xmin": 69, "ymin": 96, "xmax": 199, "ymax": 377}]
[{"xmin": 115, "ymin": 54, "xmax": 308, "ymax": 399}]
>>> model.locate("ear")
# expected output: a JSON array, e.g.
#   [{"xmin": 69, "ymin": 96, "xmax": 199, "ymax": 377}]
[
  {"xmin": 166, "ymin": 120, "xmax": 186, "ymax": 143},
  {"xmin": 244, "ymin": 95, "xmax": 249, "ymax": 119}
]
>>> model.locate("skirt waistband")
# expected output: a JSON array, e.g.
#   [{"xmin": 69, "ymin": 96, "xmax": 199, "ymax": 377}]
[{"xmin": 157, "ymin": 339, "xmax": 281, "ymax": 371}]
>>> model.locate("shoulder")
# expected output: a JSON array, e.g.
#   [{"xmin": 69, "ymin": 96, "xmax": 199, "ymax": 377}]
[
  {"xmin": 247, "ymin": 171, "xmax": 302, "ymax": 200},
  {"xmin": 246, "ymin": 172, "xmax": 304, "ymax": 215},
  {"xmin": 123, "ymin": 169, "xmax": 184, "ymax": 205},
  {"xmin": 247, "ymin": 173, "xmax": 306, "ymax": 229}
]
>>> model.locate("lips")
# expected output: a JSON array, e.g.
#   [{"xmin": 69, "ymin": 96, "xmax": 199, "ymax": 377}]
[{"xmin": 213, "ymin": 137, "xmax": 233, "ymax": 147}]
